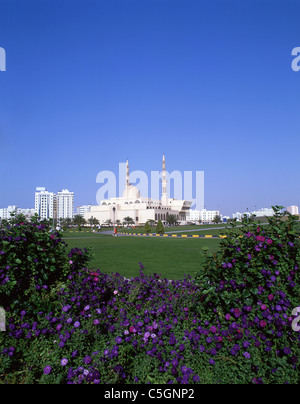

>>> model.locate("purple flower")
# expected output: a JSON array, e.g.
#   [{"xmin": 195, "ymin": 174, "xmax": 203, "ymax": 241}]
[
  {"xmin": 243, "ymin": 352, "xmax": 251, "ymax": 359},
  {"xmin": 43, "ymin": 366, "xmax": 52, "ymax": 375},
  {"xmin": 61, "ymin": 358, "xmax": 68, "ymax": 366},
  {"xmin": 83, "ymin": 356, "xmax": 92, "ymax": 364},
  {"xmin": 116, "ymin": 336, "xmax": 122, "ymax": 344}
]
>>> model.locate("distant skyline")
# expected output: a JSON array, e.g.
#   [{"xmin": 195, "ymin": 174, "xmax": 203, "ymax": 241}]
[{"xmin": 1, "ymin": 0, "xmax": 300, "ymax": 216}]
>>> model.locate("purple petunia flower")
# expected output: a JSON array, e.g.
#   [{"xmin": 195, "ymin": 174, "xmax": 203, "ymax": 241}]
[
  {"xmin": 83, "ymin": 356, "xmax": 92, "ymax": 364},
  {"xmin": 44, "ymin": 365, "xmax": 52, "ymax": 375},
  {"xmin": 61, "ymin": 358, "xmax": 68, "ymax": 366}
]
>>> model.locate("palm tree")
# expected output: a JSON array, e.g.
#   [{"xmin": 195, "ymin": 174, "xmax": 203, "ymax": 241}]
[
  {"xmin": 73, "ymin": 215, "xmax": 86, "ymax": 230},
  {"xmin": 105, "ymin": 219, "xmax": 113, "ymax": 227},
  {"xmin": 123, "ymin": 216, "xmax": 135, "ymax": 226},
  {"xmin": 166, "ymin": 214, "xmax": 177, "ymax": 226}
]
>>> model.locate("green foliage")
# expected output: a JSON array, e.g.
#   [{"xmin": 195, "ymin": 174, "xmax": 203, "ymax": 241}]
[
  {"xmin": 0, "ymin": 208, "xmax": 299, "ymax": 384},
  {"xmin": 156, "ymin": 220, "xmax": 164, "ymax": 234},
  {"xmin": 195, "ymin": 206, "xmax": 300, "ymax": 383},
  {"xmin": 0, "ymin": 221, "xmax": 84, "ymax": 316},
  {"xmin": 144, "ymin": 221, "xmax": 151, "ymax": 234}
]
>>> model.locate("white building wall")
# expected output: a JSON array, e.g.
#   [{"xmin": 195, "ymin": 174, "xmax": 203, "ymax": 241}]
[
  {"xmin": 57, "ymin": 189, "xmax": 74, "ymax": 219},
  {"xmin": 187, "ymin": 209, "xmax": 220, "ymax": 223},
  {"xmin": 35, "ymin": 188, "xmax": 55, "ymax": 219},
  {"xmin": 287, "ymin": 206, "xmax": 299, "ymax": 215}
]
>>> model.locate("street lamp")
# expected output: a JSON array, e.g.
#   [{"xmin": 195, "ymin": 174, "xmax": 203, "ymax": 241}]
[{"xmin": 112, "ymin": 207, "xmax": 116, "ymax": 236}]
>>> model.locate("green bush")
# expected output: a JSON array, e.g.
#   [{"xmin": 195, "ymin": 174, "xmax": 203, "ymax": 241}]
[
  {"xmin": 195, "ymin": 206, "xmax": 300, "ymax": 383},
  {"xmin": 0, "ymin": 221, "xmax": 69, "ymax": 316},
  {"xmin": 156, "ymin": 220, "xmax": 164, "ymax": 234},
  {"xmin": 144, "ymin": 222, "xmax": 151, "ymax": 234},
  {"xmin": 0, "ymin": 208, "xmax": 299, "ymax": 384}
]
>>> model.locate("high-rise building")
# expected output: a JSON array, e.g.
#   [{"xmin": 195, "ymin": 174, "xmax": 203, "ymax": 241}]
[
  {"xmin": 35, "ymin": 187, "xmax": 55, "ymax": 219},
  {"xmin": 56, "ymin": 189, "xmax": 74, "ymax": 219}
]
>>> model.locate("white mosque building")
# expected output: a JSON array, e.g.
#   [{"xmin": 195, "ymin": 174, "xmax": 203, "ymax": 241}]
[{"xmin": 84, "ymin": 155, "xmax": 192, "ymax": 226}]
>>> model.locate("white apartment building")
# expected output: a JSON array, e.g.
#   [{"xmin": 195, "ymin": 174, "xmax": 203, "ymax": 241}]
[
  {"xmin": 287, "ymin": 206, "xmax": 299, "ymax": 215},
  {"xmin": 232, "ymin": 208, "xmax": 275, "ymax": 220},
  {"xmin": 0, "ymin": 206, "xmax": 35, "ymax": 220},
  {"xmin": 56, "ymin": 189, "xmax": 74, "ymax": 219},
  {"xmin": 0, "ymin": 205, "xmax": 18, "ymax": 219},
  {"xmin": 77, "ymin": 205, "xmax": 92, "ymax": 217},
  {"xmin": 35, "ymin": 187, "xmax": 56, "ymax": 220},
  {"xmin": 186, "ymin": 209, "xmax": 220, "ymax": 224}
]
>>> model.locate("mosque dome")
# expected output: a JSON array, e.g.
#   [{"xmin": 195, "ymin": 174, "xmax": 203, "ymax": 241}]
[{"xmin": 122, "ymin": 185, "xmax": 141, "ymax": 200}]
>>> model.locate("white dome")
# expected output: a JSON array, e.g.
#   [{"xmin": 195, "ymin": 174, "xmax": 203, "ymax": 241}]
[{"xmin": 122, "ymin": 185, "xmax": 141, "ymax": 200}]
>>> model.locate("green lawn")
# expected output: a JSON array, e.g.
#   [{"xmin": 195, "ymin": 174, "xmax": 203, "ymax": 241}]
[{"xmin": 62, "ymin": 233, "xmax": 221, "ymax": 280}]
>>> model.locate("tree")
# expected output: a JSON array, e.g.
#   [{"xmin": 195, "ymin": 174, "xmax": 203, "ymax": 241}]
[
  {"xmin": 73, "ymin": 215, "xmax": 86, "ymax": 231},
  {"xmin": 166, "ymin": 214, "xmax": 177, "ymax": 226},
  {"xmin": 156, "ymin": 219, "xmax": 165, "ymax": 234},
  {"xmin": 144, "ymin": 221, "xmax": 151, "ymax": 234},
  {"xmin": 105, "ymin": 219, "xmax": 112, "ymax": 227},
  {"xmin": 213, "ymin": 215, "xmax": 222, "ymax": 224},
  {"xmin": 123, "ymin": 216, "xmax": 135, "ymax": 226}
]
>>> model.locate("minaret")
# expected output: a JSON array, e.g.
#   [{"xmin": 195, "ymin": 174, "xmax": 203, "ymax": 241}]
[
  {"xmin": 126, "ymin": 159, "xmax": 130, "ymax": 188},
  {"xmin": 161, "ymin": 154, "xmax": 168, "ymax": 206}
]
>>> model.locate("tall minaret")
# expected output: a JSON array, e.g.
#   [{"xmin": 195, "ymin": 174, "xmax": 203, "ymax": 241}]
[
  {"xmin": 161, "ymin": 154, "xmax": 168, "ymax": 206},
  {"xmin": 126, "ymin": 159, "xmax": 130, "ymax": 188}
]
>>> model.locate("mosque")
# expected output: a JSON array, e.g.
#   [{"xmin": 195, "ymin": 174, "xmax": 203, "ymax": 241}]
[{"xmin": 84, "ymin": 155, "xmax": 192, "ymax": 226}]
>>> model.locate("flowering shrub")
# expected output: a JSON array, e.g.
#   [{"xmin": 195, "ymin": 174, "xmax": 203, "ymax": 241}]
[
  {"xmin": 0, "ymin": 221, "xmax": 90, "ymax": 317},
  {"xmin": 0, "ymin": 209, "xmax": 299, "ymax": 384},
  {"xmin": 195, "ymin": 206, "xmax": 300, "ymax": 383}
]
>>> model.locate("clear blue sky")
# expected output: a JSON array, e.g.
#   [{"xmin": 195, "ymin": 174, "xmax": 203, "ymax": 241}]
[{"xmin": 0, "ymin": 0, "xmax": 300, "ymax": 216}]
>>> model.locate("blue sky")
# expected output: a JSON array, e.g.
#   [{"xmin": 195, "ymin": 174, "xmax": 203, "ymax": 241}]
[{"xmin": 0, "ymin": 0, "xmax": 300, "ymax": 216}]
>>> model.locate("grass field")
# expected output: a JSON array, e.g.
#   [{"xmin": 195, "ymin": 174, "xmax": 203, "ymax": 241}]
[
  {"xmin": 62, "ymin": 220, "xmax": 299, "ymax": 280},
  {"xmin": 62, "ymin": 231, "xmax": 221, "ymax": 280}
]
